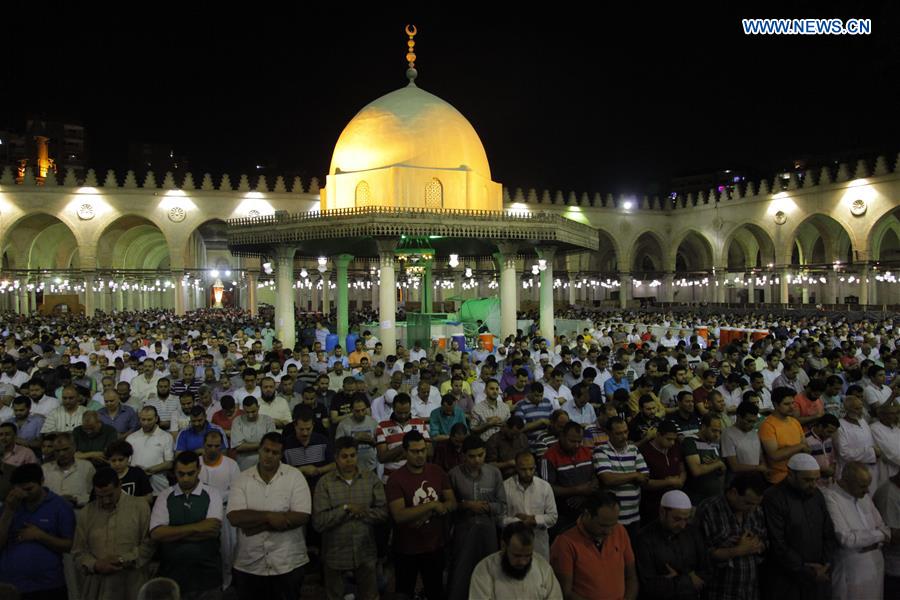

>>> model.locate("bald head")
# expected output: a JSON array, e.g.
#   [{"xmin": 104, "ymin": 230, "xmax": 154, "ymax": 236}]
[{"xmin": 839, "ymin": 461, "xmax": 871, "ymax": 499}]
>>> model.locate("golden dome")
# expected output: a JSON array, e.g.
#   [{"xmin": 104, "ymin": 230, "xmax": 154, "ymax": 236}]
[{"xmin": 328, "ymin": 84, "xmax": 492, "ymax": 181}]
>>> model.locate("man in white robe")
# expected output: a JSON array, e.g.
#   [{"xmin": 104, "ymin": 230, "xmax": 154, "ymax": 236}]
[
  {"xmin": 871, "ymin": 400, "xmax": 900, "ymax": 488},
  {"xmin": 822, "ymin": 462, "xmax": 891, "ymax": 600},
  {"xmin": 834, "ymin": 391, "xmax": 880, "ymax": 494},
  {"xmin": 198, "ymin": 429, "xmax": 241, "ymax": 590}
]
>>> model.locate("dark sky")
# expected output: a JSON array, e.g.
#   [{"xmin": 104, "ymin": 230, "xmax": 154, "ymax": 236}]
[{"xmin": 2, "ymin": 1, "xmax": 897, "ymax": 195}]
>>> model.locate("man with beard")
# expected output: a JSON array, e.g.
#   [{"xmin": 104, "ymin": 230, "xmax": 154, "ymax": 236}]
[
  {"xmin": 143, "ymin": 378, "xmax": 180, "ymax": 432},
  {"xmin": 762, "ymin": 453, "xmax": 837, "ymax": 600},
  {"xmin": 502, "ymin": 451, "xmax": 558, "ymax": 559},
  {"xmin": 335, "ymin": 395, "xmax": 379, "ymax": 473},
  {"xmin": 255, "ymin": 376, "xmax": 291, "ymax": 429},
  {"xmin": 469, "ymin": 521, "xmax": 563, "ymax": 600},
  {"xmin": 550, "ymin": 491, "xmax": 638, "ymax": 600}
]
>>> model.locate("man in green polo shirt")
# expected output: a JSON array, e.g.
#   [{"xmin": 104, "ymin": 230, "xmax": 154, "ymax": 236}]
[{"xmin": 149, "ymin": 450, "xmax": 224, "ymax": 598}]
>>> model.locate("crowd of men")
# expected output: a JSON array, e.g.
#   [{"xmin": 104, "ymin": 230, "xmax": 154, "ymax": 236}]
[{"xmin": 0, "ymin": 306, "xmax": 897, "ymax": 600}]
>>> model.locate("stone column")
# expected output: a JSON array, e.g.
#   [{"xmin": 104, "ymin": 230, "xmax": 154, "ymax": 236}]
[
  {"xmin": 322, "ymin": 271, "xmax": 331, "ymax": 316},
  {"xmin": 858, "ymin": 265, "xmax": 870, "ymax": 306},
  {"xmin": 495, "ymin": 243, "xmax": 518, "ymax": 340},
  {"xmin": 275, "ymin": 247, "xmax": 297, "ymax": 349},
  {"xmin": 335, "ymin": 254, "xmax": 354, "ymax": 345},
  {"xmin": 12, "ymin": 286, "xmax": 20, "ymax": 314},
  {"xmin": 173, "ymin": 273, "xmax": 186, "ymax": 315},
  {"xmin": 421, "ymin": 259, "xmax": 434, "ymax": 314},
  {"xmin": 83, "ymin": 273, "xmax": 95, "ymax": 317},
  {"xmin": 536, "ymin": 246, "xmax": 556, "ymax": 342},
  {"xmin": 246, "ymin": 272, "xmax": 257, "ymax": 316},
  {"xmin": 746, "ymin": 272, "xmax": 756, "ymax": 305},
  {"xmin": 663, "ymin": 273, "xmax": 675, "ymax": 304},
  {"xmin": 619, "ymin": 274, "xmax": 632, "ymax": 309},
  {"xmin": 779, "ymin": 269, "xmax": 790, "ymax": 304},
  {"xmin": 568, "ymin": 279, "xmax": 577, "ymax": 308},
  {"xmin": 376, "ymin": 240, "xmax": 398, "ymax": 355},
  {"xmin": 115, "ymin": 281, "xmax": 124, "ymax": 312}
]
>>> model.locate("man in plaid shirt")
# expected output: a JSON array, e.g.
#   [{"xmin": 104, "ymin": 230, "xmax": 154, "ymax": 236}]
[{"xmin": 694, "ymin": 473, "xmax": 768, "ymax": 600}]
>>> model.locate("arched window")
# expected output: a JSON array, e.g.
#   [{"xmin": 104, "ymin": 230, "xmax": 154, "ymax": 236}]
[
  {"xmin": 425, "ymin": 178, "xmax": 443, "ymax": 209},
  {"xmin": 355, "ymin": 181, "xmax": 371, "ymax": 207}
]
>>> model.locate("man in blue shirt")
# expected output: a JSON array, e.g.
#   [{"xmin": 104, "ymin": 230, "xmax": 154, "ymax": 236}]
[
  {"xmin": 429, "ymin": 395, "xmax": 468, "ymax": 442},
  {"xmin": 603, "ymin": 363, "xmax": 631, "ymax": 399},
  {"xmin": 175, "ymin": 407, "xmax": 227, "ymax": 455},
  {"xmin": 0, "ymin": 463, "xmax": 76, "ymax": 597}
]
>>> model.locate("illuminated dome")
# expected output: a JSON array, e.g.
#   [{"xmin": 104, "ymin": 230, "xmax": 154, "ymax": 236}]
[{"xmin": 329, "ymin": 83, "xmax": 492, "ymax": 181}]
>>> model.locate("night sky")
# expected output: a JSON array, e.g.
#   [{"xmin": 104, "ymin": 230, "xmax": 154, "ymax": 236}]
[{"xmin": 3, "ymin": 2, "xmax": 897, "ymax": 195}]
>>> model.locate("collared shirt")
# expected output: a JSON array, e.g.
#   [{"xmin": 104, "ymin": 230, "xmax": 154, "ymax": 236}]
[
  {"xmin": 471, "ymin": 399, "xmax": 510, "ymax": 441},
  {"xmin": 514, "ymin": 398, "xmax": 555, "ymax": 442},
  {"xmin": 73, "ymin": 424, "xmax": 119, "ymax": 454},
  {"xmin": 429, "ymin": 406, "xmax": 467, "ymax": 438},
  {"xmin": 593, "ymin": 441, "xmax": 649, "ymax": 525},
  {"xmin": 2, "ymin": 443, "xmax": 38, "ymax": 466},
  {"xmin": 550, "ymin": 521, "xmax": 634, "ymax": 600},
  {"xmin": 175, "ymin": 423, "xmax": 228, "ymax": 453},
  {"xmin": 311, "ymin": 468, "xmax": 388, "ymax": 570},
  {"xmin": 335, "ymin": 415, "xmax": 379, "ymax": 472},
  {"xmin": 9, "ymin": 415, "xmax": 45, "ymax": 442},
  {"xmin": 485, "ymin": 430, "xmax": 530, "ymax": 479},
  {"xmin": 540, "ymin": 444, "xmax": 594, "ymax": 518},
  {"xmin": 126, "ymin": 426, "xmax": 175, "ymax": 492},
  {"xmin": 227, "ymin": 463, "xmax": 312, "ymax": 576},
  {"xmin": 30, "ymin": 395, "xmax": 60, "ymax": 418},
  {"xmin": 230, "ymin": 414, "xmax": 276, "ymax": 470},
  {"xmin": 256, "ymin": 396, "xmax": 292, "ymax": 425},
  {"xmin": 634, "ymin": 520, "xmax": 712, "ymax": 600},
  {"xmin": 410, "ymin": 389, "xmax": 441, "ymax": 419},
  {"xmin": 282, "ymin": 430, "xmax": 332, "ymax": 470},
  {"xmin": 873, "ymin": 479, "xmax": 900, "ymax": 576},
  {"xmin": 0, "ymin": 489, "xmax": 75, "ymax": 593},
  {"xmin": 562, "ymin": 400, "xmax": 596, "ymax": 426},
  {"xmin": 721, "ymin": 425, "xmax": 762, "ymax": 467},
  {"xmin": 98, "ymin": 405, "xmax": 140, "ymax": 434},
  {"xmin": 42, "ymin": 459, "xmax": 96, "ymax": 507},
  {"xmin": 143, "ymin": 396, "xmax": 182, "ymax": 431},
  {"xmin": 696, "ymin": 494, "xmax": 767, "ymax": 600},
  {"xmin": 40, "ymin": 405, "xmax": 87, "ymax": 434},
  {"xmin": 149, "ymin": 481, "xmax": 224, "ymax": 528},
  {"xmin": 129, "ymin": 373, "xmax": 161, "ymax": 403},
  {"xmin": 375, "ymin": 418, "xmax": 430, "ymax": 475},
  {"xmin": 502, "ymin": 476, "xmax": 558, "ymax": 559},
  {"xmin": 834, "ymin": 417, "xmax": 878, "ymax": 493}
]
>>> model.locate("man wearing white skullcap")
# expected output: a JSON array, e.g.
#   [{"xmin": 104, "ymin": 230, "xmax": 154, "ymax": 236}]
[
  {"xmin": 635, "ymin": 489, "xmax": 711, "ymax": 599},
  {"xmin": 762, "ymin": 453, "xmax": 837, "ymax": 600}
]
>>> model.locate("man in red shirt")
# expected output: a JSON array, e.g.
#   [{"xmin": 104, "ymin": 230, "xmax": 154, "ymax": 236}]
[
  {"xmin": 793, "ymin": 378, "xmax": 826, "ymax": 429},
  {"xmin": 385, "ymin": 430, "xmax": 457, "ymax": 600},
  {"xmin": 550, "ymin": 491, "xmax": 638, "ymax": 600}
]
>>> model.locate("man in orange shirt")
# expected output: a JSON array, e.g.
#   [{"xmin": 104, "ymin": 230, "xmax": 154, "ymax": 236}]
[
  {"xmin": 550, "ymin": 491, "xmax": 638, "ymax": 600},
  {"xmin": 348, "ymin": 339, "xmax": 372, "ymax": 370},
  {"xmin": 760, "ymin": 387, "xmax": 810, "ymax": 484}
]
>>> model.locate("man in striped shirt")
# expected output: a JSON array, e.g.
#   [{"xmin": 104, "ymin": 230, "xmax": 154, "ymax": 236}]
[
  {"xmin": 593, "ymin": 416, "xmax": 649, "ymax": 538},
  {"xmin": 541, "ymin": 421, "xmax": 597, "ymax": 535},
  {"xmin": 513, "ymin": 382, "xmax": 555, "ymax": 444},
  {"xmin": 375, "ymin": 393, "xmax": 431, "ymax": 480},
  {"xmin": 281, "ymin": 406, "xmax": 334, "ymax": 491}
]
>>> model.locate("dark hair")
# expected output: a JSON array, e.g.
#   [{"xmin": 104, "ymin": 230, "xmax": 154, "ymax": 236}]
[
  {"xmin": 583, "ymin": 491, "xmax": 620, "ymax": 515},
  {"xmin": 772, "ymin": 386, "xmax": 796, "ymax": 405},
  {"xmin": 562, "ymin": 421, "xmax": 584, "ymax": 436},
  {"xmin": 550, "ymin": 409, "xmax": 568, "ymax": 425},
  {"xmin": 701, "ymin": 413, "xmax": 721, "ymax": 428},
  {"xmin": 393, "ymin": 392, "xmax": 412, "ymax": 407},
  {"xmin": 449, "ymin": 422, "xmax": 468, "ymax": 437},
  {"xmin": 10, "ymin": 463, "xmax": 43, "ymax": 486},
  {"xmin": 657, "ymin": 420, "xmax": 679, "ymax": 435},
  {"xmin": 606, "ymin": 416, "xmax": 626, "ymax": 430},
  {"xmin": 0, "ymin": 422, "xmax": 17, "ymax": 435},
  {"xmin": 104, "ymin": 440, "xmax": 134, "ymax": 459},
  {"xmin": 727, "ymin": 472, "xmax": 768, "ymax": 496},
  {"xmin": 203, "ymin": 429, "xmax": 224, "ymax": 444},
  {"xmin": 220, "ymin": 396, "xmax": 236, "ymax": 410},
  {"xmin": 846, "ymin": 384, "xmax": 865, "ymax": 397},
  {"xmin": 807, "ymin": 379, "xmax": 827, "ymax": 393},
  {"xmin": 462, "ymin": 434, "xmax": 487, "ymax": 453},
  {"xmin": 501, "ymin": 521, "xmax": 535, "ymax": 546},
  {"xmin": 402, "ymin": 429, "xmax": 425, "ymax": 449},
  {"xmin": 816, "ymin": 414, "xmax": 841, "ymax": 429},
  {"xmin": 188, "ymin": 405, "xmax": 205, "ymax": 418},
  {"xmin": 92, "ymin": 467, "xmax": 120, "ymax": 489},
  {"xmin": 260, "ymin": 431, "xmax": 283, "ymax": 447},
  {"xmin": 293, "ymin": 406, "xmax": 315, "ymax": 423},
  {"xmin": 638, "ymin": 394, "xmax": 656, "ymax": 408},
  {"xmin": 506, "ymin": 415, "xmax": 525, "ymax": 429},
  {"xmin": 12, "ymin": 396, "xmax": 31, "ymax": 409},
  {"xmin": 176, "ymin": 451, "xmax": 200, "ymax": 467},
  {"xmin": 334, "ymin": 436, "xmax": 359, "ymax": 452},
  {"xmin": 735, "ymin": 401, "xmax": 759, "ymax": 418}
]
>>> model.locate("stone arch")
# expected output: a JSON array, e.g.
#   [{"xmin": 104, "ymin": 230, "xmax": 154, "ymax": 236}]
[
  {"xmin": 671, "ymin": 229, "xmax": 715, "ymax": 272},
  {"xmin": 869, "ymin": 206, "xmax": 900, "ymax": 262},
  {"xmin": 96, "ymin": 215, "xmax": 171, "ymax": 271},
  {"xmin": 425, "ymin": 178, "xmax": 443, "ymax": 209},
  {"xmin": 183, "ymin": 219, "xmax": 230, "ymax": 272},
  {"xmin": 355, "ymin": 181, "xmax": 371, "ymax": 207},
  {"xmin": 0, "ymin": 213, "xmax": 79, "ymax": 271},
  {"xmin": 630, "ymin": 231, "xmax": 666, "ymax": 274},
  {"xmin": 722, "ymin": 223, "xmax": 776, "ymax": 270},
  {"xmin": 785, "ymin": 214, "xmax": 854, "ymax": 267}
]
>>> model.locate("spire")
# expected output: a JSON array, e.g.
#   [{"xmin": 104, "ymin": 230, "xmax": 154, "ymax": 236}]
[{"xmin": 405, "ymin": 24, "xmax": 418, "ymax": 86}]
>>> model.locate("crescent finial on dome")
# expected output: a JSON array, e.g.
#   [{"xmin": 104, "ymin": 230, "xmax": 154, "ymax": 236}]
[{"xmin": 405, "ymin": 24, "xmax": 418, "ymax": 86}]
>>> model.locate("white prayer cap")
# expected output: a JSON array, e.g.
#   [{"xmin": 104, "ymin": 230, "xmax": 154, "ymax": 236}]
[
  {"xmin": 660, "ymin": 490, "xmax": 692, "ymax": 510},
  {"xmin": 539, "ymin": 353, "xmax": 550, "ymax": 360},
  {"xmin": 787, "ymin": 453, "xmax": 820, "ymax": 472},
  {"xmin": 384, "ymin": 389, "xmax": 398, "ymax": 404}
]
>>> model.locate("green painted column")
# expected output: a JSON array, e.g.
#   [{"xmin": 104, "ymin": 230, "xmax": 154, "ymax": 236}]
[
  {"xmin": 335, "ymin": 254, "xmax": 354, "ymax": 345},
  {"xmin": 422, "ymin": 258, "xmax": 434, "ymax": 313}
]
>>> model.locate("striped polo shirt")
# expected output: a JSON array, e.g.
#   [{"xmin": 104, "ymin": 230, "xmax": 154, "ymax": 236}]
[
  {"xmin": 513, "ymin": 398, "xmax": 555, "ymax": 441},
  {"xmin": 593, "ymin": 441, "xmax": 649, "ymax": 525},
  {"xmin": 375, "ymin": 418, "xmax": 431, "ymax": 477}
]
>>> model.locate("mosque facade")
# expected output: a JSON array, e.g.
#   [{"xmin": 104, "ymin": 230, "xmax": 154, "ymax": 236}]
[{"xmin": 0, "ymin": 32, "xmax": 897, "ymax": 352}]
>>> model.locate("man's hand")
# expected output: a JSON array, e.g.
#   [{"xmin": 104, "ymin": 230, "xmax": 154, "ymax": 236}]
[
  {"xmin": 688, "ymin": 571, "xmax": 705, "ymax": 591},
  {"xmin": 299, "ymin": 465, "xmax": 319, "ymax": 478},
  {"xmin": 665, "ymin": 475, "xmax": 684, "ymax": 488},
  {"xmin": 16, "ymin": 523, "xmax": 46, "ymax": 543},
  {"xmin": 192, "ymin": 519, "xmax": 221, "ymax": 535},
  {"xmin": 347, "ymin": 504, "xmax": 368, "ymax": 518},
  {"xmin": 93, "ymin": 558, "xmax": 123, "ymax": 574},
  {"xmin": 663, "ymin": 563, "xmax": 679, "ymax": 579},
  {"xmin": 4, "ymin": 488, "xmax": 26, "ymax": 512},
  {"xmin": 516, "ymin": 513, "xmax": 538, "ymax": 527},
  {"xmin": 735, "ymin": 531, "xmax": 764, "ymax": 556},
  {"xmin": 266, "ymin": 512, "xmax": 290, "ymax": 531},
  {"xmin": 633, "ymin": 472, "xmax": 649, "ymax": 485},
  {"xmin": 432, "ymin": 501, "xmax": 449, "ymax": 516},
  {"xmin": 804, "ymin": 562, "xmax": 830, "ymax": 583}
]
